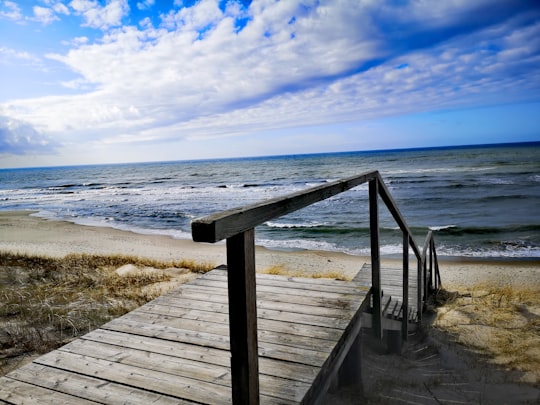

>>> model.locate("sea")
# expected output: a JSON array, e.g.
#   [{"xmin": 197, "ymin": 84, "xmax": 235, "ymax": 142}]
[{"xmin": 1, "ymin": 142, "xmax": 539, "ymax": 259}]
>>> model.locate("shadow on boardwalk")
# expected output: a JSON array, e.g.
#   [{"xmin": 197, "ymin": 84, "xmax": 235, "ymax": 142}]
[{"xmin": 323, "ymin": 313, "xmax": 540, "ymax": 404}]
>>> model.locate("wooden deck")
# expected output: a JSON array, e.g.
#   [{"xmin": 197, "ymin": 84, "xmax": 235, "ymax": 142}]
[
  {"xmin": 354, "ymin": 264, "xmax": 420, "ymax": 327},
  {"xmin": 0, "ymin": 267, "xmax": 370, "ymax": 404}
]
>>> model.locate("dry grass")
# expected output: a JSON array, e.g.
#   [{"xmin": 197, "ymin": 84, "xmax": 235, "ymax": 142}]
[
  {"xmin": 0, "ymin": 251, "xmax": 214, "ymax": 376},
  {"xmin": 259, "ymin": 265, "xmax": 350, "ymax": 281},
  {"xmin": 434, "ymin": 283, "xmax": 540, "ymax": 383}
]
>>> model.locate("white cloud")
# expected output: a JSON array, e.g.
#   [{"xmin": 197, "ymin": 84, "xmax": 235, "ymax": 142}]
[
  {"xmin": 0, "ymin": 0, "xmax": 22, "ymax": 21},
  {"xmin": 53, "ymin": 2, "xmax": 70, "ymax": 15},
  {"xmin": 137, "ymin": 0, "xmax": 154, "ymax": 11},
  {"xmin": 0, "ymin": 46, "xmax": 41, "ymax": 66},
  {"xmin": 32, "ymin": 6, "xmax": 59, "ymax": 25},
  {"xmin": 61, "ymin": 36, "xmax": 89, "ymax": 47},
  {"xmin": 70, "ymin": 0, "xmax": 129, "ymax": 30}
]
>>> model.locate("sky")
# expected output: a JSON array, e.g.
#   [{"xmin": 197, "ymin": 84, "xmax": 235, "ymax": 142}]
[{"xmin": 0, "ymin": 0, "xmax": 539, "ymax": 168}]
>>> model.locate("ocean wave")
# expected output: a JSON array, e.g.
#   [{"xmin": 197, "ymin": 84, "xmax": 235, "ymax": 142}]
[
  {"xmin": 433, "ymin": 243, "xmax": 540, "ymax": 258},
  {"xmin": 485, "ymin": 178, "xmax": 515, "ymax": 185},
  {"xmin": 264, "ymin": 221, "xmax": 326, "ymax": 229},
  {"xmin": 432, "ymin": 224, "xmax": 540, "ymax": 236},
  {"xmin": 429, "ymin": 225, "xmax": 457, "ymax": 231}
]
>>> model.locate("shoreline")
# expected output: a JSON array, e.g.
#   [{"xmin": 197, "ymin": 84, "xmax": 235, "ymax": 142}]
[
  {"xmin": 0, "ymin": 211, "xmax": 540, "ymax": 286},
  {"xmin": 1, "ymin": 210, "xmax": 539, "ymax": 286}
]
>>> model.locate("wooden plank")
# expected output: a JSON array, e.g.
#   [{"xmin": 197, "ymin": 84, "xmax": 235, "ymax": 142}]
[
  {"xmin": 34, "ymin": 350, "xmax": 232, "ymax": 404},
  {"xmin": 59, "ymin": 339, "xmax": 311, "ymax": 404},
  {"xmin": 193, "ymin": 275, "xmax": 366, "ymax": 296},
  {"xmin": 200, "ymin": 270, "xmax": 366, "ymax": 295},
  {"xmin": 147, "ymin": 294, "xmax": 357, "ymax": 319},
  {"xmin": 81, "ymin": 329, "xmax": 320, "ymax": 384},
  {"xmin": 78, "ymin": 339, "xmax": 307, "ymax": 403},
  {"xmin": 103, "ymin": 316, "xmax": 232, "ymax": 350},
  {"xmin": 181, "ymin": 279, "xmax": 363, "ymax": 304},
  {"xmin": 103, "ymin": 317, "xmax": 329, "ymax": 367},
  {"xmin": 115, "ymin": 308, "xmax": 341, "ymax": 352},
  {"xmin": 62, "ymin": 338, "xmax": 232, "ymax": 384},
  {"xmin": 173, "ymin": 280, "xmax": 367, "ymax": 308},
  {"xmin": 192, "ymin": 172, "xmax": 377, "ymax": 243},
  {"xmin": 136, "ymin": 301, "xmax": 355, "ymax": 332},
  {"xmin": 168, "ymin": 284, "xmax": 362, "ymax": 311},
  {"xmin": 136, "ymin": 303, "xmax": 345, "ymax": 342},
  {"xmin": 4, "ymin": 363, "xmax": 185, "ymax": 405},
  {"xmin": 0, "ymin": 376, "xmax": 100, "ymax": 405},
  {"xmin": 83, "ymin": 328, "xmax": 231, "ymax": 366}
]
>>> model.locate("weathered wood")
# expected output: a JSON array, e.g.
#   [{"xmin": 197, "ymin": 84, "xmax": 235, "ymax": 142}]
[
  {"xmin": 168, "ymin": 282, "xmax": 363, "ymax": 311},
  {"xmin": 417, "ymin": 260, "xmax": 423, "ymax": 321},
  {"xmin": 303, "ymin": 295, "xmax": 368, "ymax": 404},
  {"xmin": 429, "ymin": 239, "xmax": 434, "ymax": 290},
  {"xmin": 192, "ymin": 172, "xmax": 377, "ymax": 243},
  {"xmin": 433, "ymin": 239, "xmax": 442, "ymax": 289},
  {"xmin": 190, "ymin": 278, "xmax": 363, "ymax": 301},
  {"xmin": 1, "ymin": 269, "xmax": 369, "ymax": 404},
  {"xmin": 356, "ymin": 264, "xmax": 418, "ymax": 319},
  {"xmin": 5, "ymin": 363, "xmax": 186, "ymax": 405},
  {"xmin": 80, "ymin": 329, "xmax": 320, "ymax": 384},
  {"xmin": 196, "ymin": 271, "xmax": 365, "ymax": 295},
  {"xmin": 369, "ymin": 179, "xmax": 382, "ymax": 339},
  {"xmin": 59, "ymin": 339, "xmax": 310, "ymax": 403},
  {"xmin": 146, "ymin": 293, "xmax": 357, "ymax": 321},
  {"xmin": 114, "ymin": 309, "xmax": 342, "ymax": 353},
  {"xmin": 35, "ymin": 350, "xmax": 232, "ymax": 404},
  {"xmin": 0, "ymin": 376, "xmax": 100, "ymax": 405},
  {"xmin": 402, "ymin": 233, "xmax": 409, "ymax": 340},
  {"xmin": 226, "ymin": 229, "xmax": 259, "ymax": 405},
  {"xmin": 376, "ymin": 177, "xmax": 422, "ymax": 259}
]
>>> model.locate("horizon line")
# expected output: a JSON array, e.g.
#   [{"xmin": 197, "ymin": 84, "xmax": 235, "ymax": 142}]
[{"xmin": 2, "ymin": 140, "xmax": 539, "ymax": 171}]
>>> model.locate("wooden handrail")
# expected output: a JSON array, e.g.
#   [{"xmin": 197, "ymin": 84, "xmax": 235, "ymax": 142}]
[
  {"xmin": 191, "ymin": 170, "xmax": 441, "ymax": 404},
  {"xmin": 192, "ymin": 172, "xmax": 378, "ymax": 242}
]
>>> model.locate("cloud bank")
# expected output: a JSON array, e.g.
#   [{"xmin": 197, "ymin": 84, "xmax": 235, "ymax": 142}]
[{"xmin": 0, "ymin": 0, "xmax": 539, "ymax": 163}]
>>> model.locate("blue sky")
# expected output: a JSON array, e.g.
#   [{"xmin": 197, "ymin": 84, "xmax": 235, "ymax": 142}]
[{"xmin": 0, "ymin": 0, "xmax": 539, "ymax": 168}]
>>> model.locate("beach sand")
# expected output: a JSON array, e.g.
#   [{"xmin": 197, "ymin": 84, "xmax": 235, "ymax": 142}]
[{"xmin": 1, "ymin": 211, "xmax": 539, "ymax": 403}]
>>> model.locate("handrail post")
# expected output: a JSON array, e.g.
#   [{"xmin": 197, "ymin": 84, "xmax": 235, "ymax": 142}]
[
  {"xmin": 417, "ymin": 259, "xmax": 422, "ymax": 321},
  {"xmin": 226, "ymin": 229, "xmax": 260, "ymax": 404},
  {"xmin": 402, "ymin": 233, "xmax": 409, "ymax": 340},
  {"xmin": 429, "ymin": 239, "xmax": 434, "ymax": 292},
  {"xmin": 369, "ymin": 179, "xmax": 382, "ymax": 339},
  {"xmin": 423, "ymin": 260, "xmax": 428, "ymax": 310},
  {"xmin": 433, "ymin": 241, "xmax": 441, "ymax": 290}
]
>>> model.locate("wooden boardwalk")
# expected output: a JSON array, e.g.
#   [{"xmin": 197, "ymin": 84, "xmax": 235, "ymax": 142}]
[
  {"xmin": 0, "ymin": 267, "xmax": 370, "ymax": 404},
  {"xmin": 355, "ymin": 263, "xmax": 419, "ymax": 324}
]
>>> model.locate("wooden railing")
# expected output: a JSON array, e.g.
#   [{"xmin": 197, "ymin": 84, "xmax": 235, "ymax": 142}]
[{"xmin": 191, "ymin": 171, "xmax": 440, "ymax": 404}]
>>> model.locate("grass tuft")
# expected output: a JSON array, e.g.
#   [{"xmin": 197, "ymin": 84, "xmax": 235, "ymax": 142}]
[
  {"xmin": 259, "ymin": 265, "xmax": 350, "ymax": 280},
  {"xmin": 0, "ymin": 251, "xmax": 214, "ymax": 375},
  {"xmin": 434, "ymin": 283, "xmax": 540, "ymax": 383}
]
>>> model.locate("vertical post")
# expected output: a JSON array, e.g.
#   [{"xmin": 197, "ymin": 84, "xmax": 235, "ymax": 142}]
[
  {"xmin": 429, "ymin": 239, "xmax": 434, "ymax": 292},
  {"xmin": 417, "ymin": 259, "xmax": 423, "ymax": 321},
  {"xmin": 369, "ymin": 179, "xmax": 382, "ymax": 339},
  {"xmin": 423, "ymin": 260, "xmax": 428, "ymax": 310},
  {"xmin": 402, "ymin": 233, "xmax": 409, "ymax": 340},
  {"xmin": 226, "ymin": 229, "xmax": 259, "ymax": 405},
  {"xmin": 433, "ymin": 244, "xmax": 441, "ymax": 290}
]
